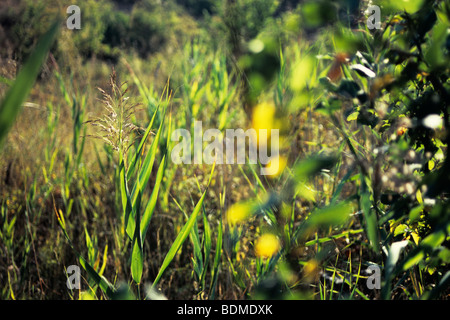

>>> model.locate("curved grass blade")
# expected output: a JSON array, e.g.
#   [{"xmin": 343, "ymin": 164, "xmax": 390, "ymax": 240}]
[
  {"xmin": 140, "ymin": 154, "xmax": 166, "ymax": 237},
  {"xmin": 0, "ymin": 21, "xmax": 60, "ymax": 146},
  {"xmin": 152, "ymin": 162, "xmax": 216, "ymax": 287}
]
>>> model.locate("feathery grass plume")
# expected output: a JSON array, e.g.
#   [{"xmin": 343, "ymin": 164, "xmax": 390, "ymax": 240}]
[{"xmin": 86, "ymin": 68, "xmax": 143, "ymax": 168}]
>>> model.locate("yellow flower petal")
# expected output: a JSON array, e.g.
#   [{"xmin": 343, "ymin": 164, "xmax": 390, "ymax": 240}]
[
  {"xmin": 303, "ymin": 259, "xmax": 319, "ymax": 281},
  {"xmin": 251, "ymin": 102, "xmax": 276, "ymax": 146},
  {"xmin": 226, "ymin": 202, "xmax": 253, "ymax": 226},
  {"xmin": 255, "ymin": 233, "xmax": 280, "ymax": 258},
  {"xmin": 265, "ymin": 155, "xmax": 288, "ymax": 177}
]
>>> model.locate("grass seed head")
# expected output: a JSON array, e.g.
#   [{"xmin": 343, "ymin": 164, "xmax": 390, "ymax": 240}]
[{"xmin": 87, "ymin": 69, "xmax": 142, "ymax": 167}]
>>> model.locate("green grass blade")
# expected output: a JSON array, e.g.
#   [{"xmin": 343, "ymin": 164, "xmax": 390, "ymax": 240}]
[
  {"xmin": 140, "ymin": 154, "xmax": 166, "ymax": 237},
  {"xmin": 190, "ymin": 216, "xmax": 204, "ymax": 281},
  {"xmin": 153, "ymin": 193, "xmax": 205, "ymax": 286},
  {"xmin": 55, "ymin": 209, "xmax": 115, "ymax": 298},
  {"xmin": 360, "ymin": 176, "xmax": 380, "ymax": 253},
  {"xmin": 126, "ymin": 102, "xmax": 161, "ymax": 179},
  {"xmin": 209, "ymin": 213, "xmax": 223, "ymax": 300},
  {"xmin": 152, "ymin": 163, "xmax": 216, "ymax": 287},
  {"xmin": 0, "ymin": 75, "xmax": 13, "ymax": 86},
  {"xmin": 201, "ymin": 207, "xmax": 212, "ymax": 288},
  {"xmin": 303, "ymin": 229, "xmax": 364, "ymax": 247},
  {"xmin": 0, "ymin": 21, "xmax": 60, "ymax": 146},
  {"xmin": 140, "ymin": 111, "xmax": 172, "ymax": 238},
  {"xmin": 120, "ymin": 157, "xmax": 133, "ymax": 239},
  {"xmin": 135, "ymin": 111, "xmax": 165, "ymax": 192},
  {"xmin": 131, "ymin": 178, "xmax": 143, "ymax": 284},
  {"xmin": 127, "ymin": 105, "xmax": 167, "ymax": 238}
]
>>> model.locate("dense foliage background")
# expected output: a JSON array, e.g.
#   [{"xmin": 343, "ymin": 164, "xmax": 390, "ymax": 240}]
[{"xmin": 0, "ymin": 0, "xmax": 449, "ymax": 300}]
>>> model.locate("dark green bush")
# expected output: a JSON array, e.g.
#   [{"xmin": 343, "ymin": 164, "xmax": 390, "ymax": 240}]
[{"xmin": 128, "ymin": 7, "xmax": 167, "ymax": 58}]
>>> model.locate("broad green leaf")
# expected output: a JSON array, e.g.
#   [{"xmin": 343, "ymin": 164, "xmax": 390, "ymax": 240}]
[
  {"xmin": 131, "ymin": 178, "xmax": 143, "ymax": 284},
  {"xmin": 131, "ymin": 238, "xmax": 143, "ymax": 284},
  {"xmin": 388, "ymin": 0, "xmax": 424, "ymax": 14},
  {"xmin": 120, "ymin": 157, "xmax": 133, "ymax": 239},
  {"xmin": 140, "ymin": 155, "xmax": 166, "ymax": 238}
]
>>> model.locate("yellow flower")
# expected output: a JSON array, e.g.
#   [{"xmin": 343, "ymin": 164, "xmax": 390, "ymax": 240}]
[
  {"xmin": 255, "ymin": 233, "xmax": 281, "ymax": 258},
  {"xmin": 397, "ymin": 126, "xmax": 407, "ymax": 136},
  {"xmin": 226, "ymin": 202, "xmax": 253, "ymax": 226},
  {"xmin": 251, "ymin": 102, "xmax": 276, "ymax": 146},
  {"xmin": 265, "ymin": 155, "xmax": 288, "ymax": 177},
  {"xmin": 303, "ymin": 259, "xmax": 319, "ymax": 282}
]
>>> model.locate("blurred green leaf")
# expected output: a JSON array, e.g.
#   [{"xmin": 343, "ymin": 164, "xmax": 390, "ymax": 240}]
[
  {"xmin": 306, "ymin": 201, "xmax": 352, "ymax": 229},
  {"xmin": 360, "ymin": 177, "xmax": 380, "ymax": 253},
  {"xmin": 0, "ymin": 21, "xmax": 60, "ymax": 146},
  {"xmin": 294, "ymin": 201, "xmax": 352, "ymax": 241},
  {"xmin": 293, "ymin": 155, "xmax": 338, "ymax": 181},
  {"xmin": 425, "ymin": 20, "xmax": 449, "ymax": 69},
  {"xmin": 301, "ymin": 1, "xmax": 337, "ymax": 28}
]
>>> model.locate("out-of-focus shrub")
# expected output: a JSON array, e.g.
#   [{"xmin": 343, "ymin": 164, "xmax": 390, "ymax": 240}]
[
  {"xmin": 175, "ymin": 0, "xmax": 218, "ymax": 18},
  {"xmin": 128, "ymin": 4, "xmax": 168, "ymax": 58}
]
